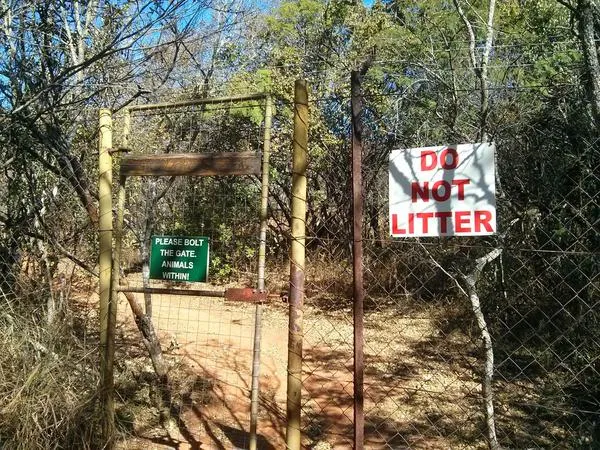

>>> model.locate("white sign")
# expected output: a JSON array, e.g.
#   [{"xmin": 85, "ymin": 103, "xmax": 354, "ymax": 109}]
[{"xmin": 389, "ymin": 143, "xmax": 496, "ymax": 237}]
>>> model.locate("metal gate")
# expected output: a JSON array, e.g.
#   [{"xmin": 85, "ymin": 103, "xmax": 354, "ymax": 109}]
[{"xmin": 98, "ymin": 93, "xmax": 289, "ymax": 449}]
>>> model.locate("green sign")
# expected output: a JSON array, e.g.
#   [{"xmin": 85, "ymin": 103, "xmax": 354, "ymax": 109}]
[{"xmin": 150, "ymin": 235, "xmax": 209, "ymax": 282}]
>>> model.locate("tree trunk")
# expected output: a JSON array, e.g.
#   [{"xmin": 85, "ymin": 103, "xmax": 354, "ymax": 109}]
[
  {"xmin": 462, "ymin": 248, "xmax": 502, "ymax": 450},
  {"xmin": 462, "ymin": 276, "xmax": 499, "ymax": 450},
  {"xmin": 24, "ymin": 120, "xmax": 100, "ymax": 225},
  {"xmin": 57, "ymin": 153, "xmax": 99, "ymax": 224},
  {"xmin": 452, "ymin": 1, "xmax": 501, "ymax": 444},
  {"xmin": 453, "ymin": 0, "xmax": 496, "ymax": 142},
  {"xmin": 578, "ymin": 0, "xmax": 600, "ymax": 124}
]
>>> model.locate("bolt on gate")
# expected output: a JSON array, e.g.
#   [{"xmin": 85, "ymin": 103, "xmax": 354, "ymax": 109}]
[{"xmin": 98, "ymin": 93, "xmax": 283, "ymax": 449}]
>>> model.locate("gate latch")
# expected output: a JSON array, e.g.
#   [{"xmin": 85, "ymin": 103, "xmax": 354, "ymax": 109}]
[{"xmin": 224, "ymin": 288, "xmax": 269, "ymax": 303}]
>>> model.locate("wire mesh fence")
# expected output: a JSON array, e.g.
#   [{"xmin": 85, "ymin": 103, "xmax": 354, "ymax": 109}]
[
  {"xmin": 294, "ymin": 87, "xmax": 599, "ymax": 449},
  {"xmin": 108, "ymin": 80, "xmax": 598, "ymax": 449},
  {"xmin": 0, "ymin": 55, "xmax": 598, "ymax": 450}
]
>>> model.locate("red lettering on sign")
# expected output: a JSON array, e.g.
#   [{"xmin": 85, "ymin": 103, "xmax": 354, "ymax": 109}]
[
  {"xmin": 440, "ymin": 148, "xmax": 459, "ymax": 169},
  {"xmin": 391, "ymin": 210, "xmax": 495, "ymax": 236},
  {"xmin": 455, "ymin": 211, "xmax": 471, "ymax": 232},
  {"xmin": 391, "ymin": 214, "xmax": 405, "ymax": 234},
  {"xmin": 411, "ymin": 181, "xmax": 428, "ymax": 202},
  {"xmin": 420, "ymin": 148, "xmax": 459, "ymax": 171},
  {"xmin": 408, "ymin": 212, "xmax": 415, "ymax": 234},
  {"xmin": 420, "ymin": 151, "xmax": 437, "ymax": 171},
  {"xmin": 452, "ymin": 179, "xmax": 470, "ymax": 200},
  {"xmin": 432, "ymin": 180, "xmax": 451, "ymax": 201},
  {"xmin": 416, "ymin": 212, "xmax": 434, "ymax": 233},
  {"xmin": 434, "ymin": 211, "xmax": 452, "ymax": 233},
  {"xmin": 412, "ymin": 178, "xmax": 471, "ymax": 203},
  {"xmin": 391, "ymin": 213, "xmax": 415, "ymax": 234},
  {"xmin": 474, "ymin": 210, "xmax": 493, "ymax": 232}
]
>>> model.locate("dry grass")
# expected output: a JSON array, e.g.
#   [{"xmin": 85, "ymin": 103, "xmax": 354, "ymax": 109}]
[{"xmin": 0, "ymin": 296, "xmax": 102, "ymax": 449}]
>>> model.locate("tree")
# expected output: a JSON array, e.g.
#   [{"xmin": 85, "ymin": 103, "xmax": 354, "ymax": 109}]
[
  {"xmin": 0, "ymin": 0, "xmax": 213, "ymax": 228},
  {"xmin": 557, "ymin": 0, "xmax": 600, "ymax": 124}
]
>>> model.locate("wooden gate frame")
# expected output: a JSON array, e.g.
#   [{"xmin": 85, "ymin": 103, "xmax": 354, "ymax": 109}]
[{"xmin": 98, "ymin": 93, "xmax": 273, "ymax": 449}]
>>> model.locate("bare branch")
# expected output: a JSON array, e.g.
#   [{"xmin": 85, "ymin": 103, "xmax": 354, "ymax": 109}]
[{"xmin": 453, "ymin": 0, "xmax": 478, "ymax": 71}]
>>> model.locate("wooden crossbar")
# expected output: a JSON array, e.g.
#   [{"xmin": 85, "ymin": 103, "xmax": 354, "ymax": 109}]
[
  {"xmin": 119, "ymin": 152, "xmax": 261, "ymax": 177},
  {"xmin": 126, "ymin": 93, "xmax": 266, "ymax": 112}
]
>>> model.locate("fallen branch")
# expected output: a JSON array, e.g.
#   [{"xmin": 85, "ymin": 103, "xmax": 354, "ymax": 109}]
[
  {"xmin": 120, "ymin": 286, "xmax": 200, "ymax": 443},
  {"xmin": 121, "ymin": 291, "xmax": 168, "ymax": 383}
]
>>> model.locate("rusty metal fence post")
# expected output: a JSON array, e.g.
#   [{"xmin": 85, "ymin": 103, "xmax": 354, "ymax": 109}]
[
  {"xmin": 286, "ymin": 80, "xmax": 309, "ymax": 450},
  {"xmin": 350, "ymin": 70, "xmax": 365, "ymax": 450}
]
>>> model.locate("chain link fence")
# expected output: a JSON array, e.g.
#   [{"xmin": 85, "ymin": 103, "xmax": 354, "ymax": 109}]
[
  {"xmin": 0, "ymin": 67, "xmax": 598, "ymax": 450},
  {"xmin": 297, "ymin": 80, "xmax": 599, "ymax": 449}
]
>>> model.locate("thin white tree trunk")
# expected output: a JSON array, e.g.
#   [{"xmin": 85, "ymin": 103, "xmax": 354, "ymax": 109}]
[
  {"xmin": 421, "ymin": 244, "xmax": 502, "ymax": 449},
  {"xmin": 451, "ymin": 0, "xmax": 500, "ymax": 445},
  {"xmin": 453, "ymin": 0, "xmax": 496, "ymax": 141},
  {"xmin": 462, "ymin": 248, "xmax": 502, "ymax": 450}
]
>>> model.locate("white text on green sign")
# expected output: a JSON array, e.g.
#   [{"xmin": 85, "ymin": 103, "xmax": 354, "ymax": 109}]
[{"xmin": 150, "ymin": 236, "xmax": 210, "ymax": 282}]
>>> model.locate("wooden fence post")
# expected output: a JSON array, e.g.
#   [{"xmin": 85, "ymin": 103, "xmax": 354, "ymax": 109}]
[
  {"xmin": 286, "ymin": 80, "xmax": 308, "ymax": 450},
  {"xmin": 98, "ymin": 108, "xmax": 115, "ymax": 447}
]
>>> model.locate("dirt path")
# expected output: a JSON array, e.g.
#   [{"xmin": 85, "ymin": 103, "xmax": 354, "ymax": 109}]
[
  {"xmin": 114, "ymin": 287, "xmax": 484, "ymax": 450},
  {"xmin": 114, "ymin": 291, "xmax": 288, "ymax": 449}
]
